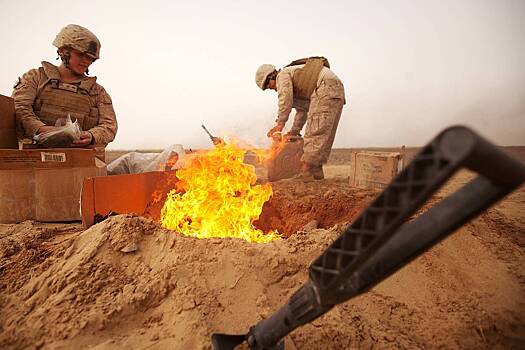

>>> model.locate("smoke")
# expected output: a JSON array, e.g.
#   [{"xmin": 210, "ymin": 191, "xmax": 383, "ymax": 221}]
[{"xmin": 1, "ymin": 0, "xmax": 524, "ymax": 149}]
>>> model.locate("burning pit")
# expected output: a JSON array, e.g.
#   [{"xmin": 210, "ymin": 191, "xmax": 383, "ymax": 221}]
[
  {"xmin": 160, "ymin": 142, "xmax": 280, "ymax": 243},
  {"xmin": 154, "ymin": 141, "xmax": 378, "ymax": 241}
]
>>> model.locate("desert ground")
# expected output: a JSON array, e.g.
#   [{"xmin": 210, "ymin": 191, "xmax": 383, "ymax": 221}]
[{"xmin": 0, "ymin": 147, "xmax": 524, "ymax": 349}]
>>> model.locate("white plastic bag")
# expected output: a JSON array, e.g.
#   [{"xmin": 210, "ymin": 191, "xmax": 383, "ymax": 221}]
[
  {"xmin": 107, "ymin": 144, "xmax": 185, "ymax": 175},
  {"xmin": 33, "ymin": 114, "xmax": 81, "ymax": 148},
  {"xmin": 143, "ymin": 144, "xmax": 185, "ymax": 172}
]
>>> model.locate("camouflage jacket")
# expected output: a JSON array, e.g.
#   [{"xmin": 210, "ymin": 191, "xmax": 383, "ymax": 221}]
[
  {"xmin": 275, "ymin": 65, "xmax": 343, "ymax": 125},
  {"xmin": 12, "ymin": 61, "xmax": 117, "ymax": 147}
]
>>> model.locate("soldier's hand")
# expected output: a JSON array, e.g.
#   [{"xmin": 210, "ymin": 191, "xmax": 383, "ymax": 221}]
[
  {"xmin": 72, "ymin": 131, "xmax": 93, "ymax": 147},
  {"xmin": 285, "ymin": 128, "xmax": 301, "ymax": 137},
  {"xmin": 284, "ymin": 130, "xmax": 302, "ymax": 141},
  {"xmin": 267, "ymin": 122, "xmax": 285, "ymax": 138},
  {"xmin": 212, "ymin": 136, "xmax": 225, "ymax": 146}
]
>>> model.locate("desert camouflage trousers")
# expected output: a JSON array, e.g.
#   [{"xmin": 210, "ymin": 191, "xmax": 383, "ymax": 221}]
[{"xmin": 301, "ymin": 78, "xmax": 345, "ymax": 166}]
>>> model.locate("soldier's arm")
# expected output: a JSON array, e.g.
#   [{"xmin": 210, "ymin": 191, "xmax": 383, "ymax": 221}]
[
  {"xmin": 87, "ymin": 87, "xmax": 118, "ymax": 146},
  {"xmin": 289, "ymin": 108, "xmax": 307, "ymax": 135},
  {"xmin": 12, "ymin": 69, "xmax": 47, "ymax": 138},
  {"xmin": 276, "ymin": 71, "xmax": 294, "ymax": 125}
]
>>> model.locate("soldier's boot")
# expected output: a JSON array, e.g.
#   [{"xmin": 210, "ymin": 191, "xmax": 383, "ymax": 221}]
[{"xmin": 293, "ymin": 162, "xmax": 315, "ymax": 182}]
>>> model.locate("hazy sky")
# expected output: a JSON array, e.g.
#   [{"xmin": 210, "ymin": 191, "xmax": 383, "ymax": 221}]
[{"xmin": 1, "ymin": 0, "xmax": 524, "ymax": 149}]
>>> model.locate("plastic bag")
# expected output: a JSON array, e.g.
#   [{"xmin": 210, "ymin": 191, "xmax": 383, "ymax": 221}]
[
  {"xmin": 107, "ymin": 144, "xmax": 185, "ymax": 175},
  {"xmin": 143, "ymin": 144, "xmax": 185, "ymax": 172},
  {"xmin": 33, "ymin": 114, "xmax": 81, "ymax": 148}
]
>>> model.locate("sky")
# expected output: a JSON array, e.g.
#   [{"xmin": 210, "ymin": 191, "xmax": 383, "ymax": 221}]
[{"xmin": 1, "ymin": 0, "xmax": 524, "ymax": 150}]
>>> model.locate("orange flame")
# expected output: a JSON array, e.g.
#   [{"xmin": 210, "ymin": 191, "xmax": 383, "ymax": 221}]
[
  {"xmin": 160, "ymin": 141, "xmax": 280, "ymax": 243},
  {"xmin": 250, "ymin": 134, "xmax": 294, "ymax": 167}
]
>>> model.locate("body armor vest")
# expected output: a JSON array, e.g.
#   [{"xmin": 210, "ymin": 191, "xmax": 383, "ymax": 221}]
[
  {"xmin": 33, "ymin": 63, "xmax": 100, "ymax": 131},
  {"xmin": 286, "ymin": 56, "xmax": 330, "ymax": 100}
]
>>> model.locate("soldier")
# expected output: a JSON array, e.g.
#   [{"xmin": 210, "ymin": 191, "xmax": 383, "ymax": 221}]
[
  {"xmin": 255, "ymin": 57, "xmax": 345, "ymax": 180},
  {"xmin": 12, "ymin": 24, "xmax": 117, "ymax": 148}
]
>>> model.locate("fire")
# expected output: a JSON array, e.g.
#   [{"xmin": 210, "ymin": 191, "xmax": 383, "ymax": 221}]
[
  {"xmin": 160, "ymin": 141, "xmax": 281, "ymax": 243},
  {"xmin": 251, "ymin": 132, "xmax": 292, "ymax": 166}
]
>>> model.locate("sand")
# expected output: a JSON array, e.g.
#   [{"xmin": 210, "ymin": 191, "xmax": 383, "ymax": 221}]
[{"xmin": 0, "ymin": 148, "xmax": 524, "ymax": 349}]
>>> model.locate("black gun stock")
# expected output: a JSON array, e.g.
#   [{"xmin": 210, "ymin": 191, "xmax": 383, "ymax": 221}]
[{"xmin": 212, "ymin": 125, "xmax": 525, "ymax": 350}]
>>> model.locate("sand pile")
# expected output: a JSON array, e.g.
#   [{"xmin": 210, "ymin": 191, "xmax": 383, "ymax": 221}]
[
  {"xmin": 0, "ymin": 175, "xmax": 524, "ymax": 349},
  {"xmin": 0, "ymin": 214, "xmax": 342, "ymax": 349}
]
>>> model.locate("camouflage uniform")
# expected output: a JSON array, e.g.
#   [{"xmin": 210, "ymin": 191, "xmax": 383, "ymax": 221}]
[
  {"xmin": 13, "ymin": 61, "xmax": 117, "ymax": 147},
  {"xmin": 275, "ymin": 65, "xmax": 345, "ymax": 167}
]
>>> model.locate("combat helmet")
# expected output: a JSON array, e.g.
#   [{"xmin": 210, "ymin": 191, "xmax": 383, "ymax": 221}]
[
  {"xmin": 255, "ymin": 64, "xmax": 276, "ymax": 90},
  {"xmin": 53, "ymin": 24, "xmax": 101, "ymax": 60}
]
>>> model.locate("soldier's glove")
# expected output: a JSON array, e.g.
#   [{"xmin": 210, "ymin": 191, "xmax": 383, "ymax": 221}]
[
  {"xmin": 211, "ymin": 136, "xmax": 225, "ymax": 146},
  {"xmin": 267, "ymin": 122, "xmax": 285, "ymax": 138},
  {"xmin": 284, "ymin": 130, "xmax": 302, "ymax": 142},
  {"xmin": 72, "ymin": 131, "xmax": 94, "ymax": 147},
  {"xmin": 285, "ymin": 128, "xmax": 302, "ymax": 137}
]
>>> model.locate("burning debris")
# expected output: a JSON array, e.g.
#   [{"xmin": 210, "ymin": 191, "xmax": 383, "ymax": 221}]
[{"xmin": 160, "ymin": 141, "xmax": 281, "ymax": 243}]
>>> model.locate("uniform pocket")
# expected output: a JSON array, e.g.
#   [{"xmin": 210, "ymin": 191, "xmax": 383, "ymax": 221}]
[
  {"xmin": 310, "ymin": 91, "xmax": 332, "ymax": 113},
  {"xmin": 305, "ymin": 111, "xmax": 331, "ymax": 137}
]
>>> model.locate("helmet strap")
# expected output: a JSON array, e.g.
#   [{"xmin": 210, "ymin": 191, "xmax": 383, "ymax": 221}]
[
  {"xmin": 58, "ymin": 49, "xmax": 71, "ymax": 67},
  {"xmin": 57, "ymin": 48, "xmax": 87, "ymax": 77}
]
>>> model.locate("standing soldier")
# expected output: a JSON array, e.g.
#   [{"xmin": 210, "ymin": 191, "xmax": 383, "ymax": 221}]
[
  {"xmin": 255, "ymin": 57, "xmax": 345, "ymax": 180},
  {"xmin": 12, "ymin": 24, "xmax": 117, "ymax": 148}
]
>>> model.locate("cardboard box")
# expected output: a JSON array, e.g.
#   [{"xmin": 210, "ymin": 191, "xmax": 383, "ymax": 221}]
[
  {"xmin": 81, "ymin": 170, "xmax": 178, "ymax": 228},
  {"xmin": 349, "ymin": 151, "xmax": 404, "ymax": 189},
  {"xmin": 22, "ymin": 143, "xmax": 106, "ymax": 163},
  {"xmin": 0, "ymin": 148, "xmax": 106, "ymax": 223},
  {"xmin": 0, "ymin": 94, "xmax": 18, "ymax": 149}
]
